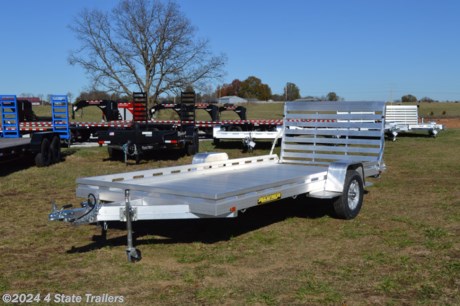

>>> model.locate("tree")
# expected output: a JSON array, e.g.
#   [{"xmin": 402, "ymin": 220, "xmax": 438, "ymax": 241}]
[
  {"xmin": 284, "ymin": 82, "xmax": 300, "ymax": 101},
  {"xmin": 239, "ymin": 76, "xmax": 272, "ymax": 101},
  {"xmin": 401, "ymin": 94, "xmax": 417, "ymax": 103},
  {"xmin": 69, "ymin": 0, "xmax": 226, "ymax": 107},
  {"xmin": 326, "ymin": 92, "xmax": 339, "ymax": 101},
  {"xmin": 420, "ymin": 96, "xmax": 434, "ymax": 103},
  {"xmin": 271, "ymin": 94, "xmax": 284, "ymax": 101},
  {"xmin": 217, "ymin": 79, "xmax": 241, "ymax": 97},
  {"xmin": 67, "ymin": 92, "xmax": 74, "ymax": 103},
  {"xmin": 75, "ymin": 89, "xmax": 121, "ymax": 101}
]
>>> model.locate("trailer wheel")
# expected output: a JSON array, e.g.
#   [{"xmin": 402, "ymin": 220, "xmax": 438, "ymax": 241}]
[
  {"xmin": 194, "ymin": 134, "xmax": 200, "ymax": 153},
  {"xmin": 333, "ymin": 170, "xmax": 364, "ymax": 220},
  {"xmin": 185, "ymin": 143, "xmax": 195, "ymax": 156},
  {"xmin": 50, "ymin": 136, "xmax": 61, "ymax": 164},
  {"xmin": 185, "ymin": 134, "xmax": 199, "ymax": 156},
  {"xmin": 35, "ymin": 138, "xmax": 52, "ymax": 167}
]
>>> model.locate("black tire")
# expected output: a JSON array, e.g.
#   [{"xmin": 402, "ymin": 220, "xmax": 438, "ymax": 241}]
[
  {"xmin": 35, "ymin": 138, "xmax": 52, "ymax": 167},
  {"xmin": 185, "ymin": 134, "xmax": 199, "ymax": 156},
  {"xmin": 50, "ymin": 136, "xmax": 61, "ymax": 164},
  {"xmin": 185, "ymin": 143, "xmax": 195, "ymax": 156},
  {"xmin": 333, "ymin": 170, "xmax": 364, "ymax": 220},
  {"xmin": 194, "ymin": 134, "xmax": 199, "ymax": 154}
]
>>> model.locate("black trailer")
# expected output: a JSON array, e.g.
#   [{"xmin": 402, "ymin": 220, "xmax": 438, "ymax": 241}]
[
  {"xmin": 0, "ymin": 95, "xmax": 69, "ymax": 166},
  {"xmin": 0, "ymin": 133, "xmax": 62, "ymax": 166},
  {"xmin": 98, "ymin": 92, "xmax": 199, "ymax": 163}
]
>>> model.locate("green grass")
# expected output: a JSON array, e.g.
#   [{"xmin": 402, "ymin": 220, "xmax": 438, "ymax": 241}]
[{"xmin": 1, "ymin": 103, "xmax": 459, "ymax": 305}]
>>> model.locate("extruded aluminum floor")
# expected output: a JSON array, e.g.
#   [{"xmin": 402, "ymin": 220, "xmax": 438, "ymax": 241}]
[{"xmin": 78, "ymin": 162, "xmax": 327, "ymax": 201}]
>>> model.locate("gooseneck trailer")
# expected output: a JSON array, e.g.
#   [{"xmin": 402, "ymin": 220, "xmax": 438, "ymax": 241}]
[
  {"xmin": 0, "ymin": 95, "xmax": 70, "ymax": 166},
  {"xmin": 50, "ymin": 101, "xmax": 386, "ymax": 262}
]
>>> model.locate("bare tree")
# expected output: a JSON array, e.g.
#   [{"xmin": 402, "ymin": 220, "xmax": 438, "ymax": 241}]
[
  {"xmin": 67, "ymin": 92, "xmax": 73, "ymax": 103},
  {"xmin": 69, "ymin": 0, "xmax": 226, "ymax": 107}
]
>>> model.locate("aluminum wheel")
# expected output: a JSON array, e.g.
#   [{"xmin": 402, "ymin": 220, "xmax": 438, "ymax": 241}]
[
  {"xmin": 333, "ymin": 170, "xmax": 364, "ymax": 220},
  {"xmin": 347, "ymin": 179, "xmax": 360, "ymax": 210}
]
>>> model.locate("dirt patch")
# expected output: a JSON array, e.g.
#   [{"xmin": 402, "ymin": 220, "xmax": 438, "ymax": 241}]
[{"xmin": 430, "ymin": 117, "xmax": 460, "ymax": 128}]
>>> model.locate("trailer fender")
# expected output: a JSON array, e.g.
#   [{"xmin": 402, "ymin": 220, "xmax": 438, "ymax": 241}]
[{"xmin": 324, "ymin": 162, "xmax": 364, "ymax": 193}]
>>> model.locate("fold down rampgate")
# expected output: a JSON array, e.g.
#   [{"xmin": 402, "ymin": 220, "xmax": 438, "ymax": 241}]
[{"xmin": 50, "ymin": 101, "xmax": 386, "ymax": 262}]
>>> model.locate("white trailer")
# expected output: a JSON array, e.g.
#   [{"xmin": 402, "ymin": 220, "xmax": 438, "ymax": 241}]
[
  {"xmin": 212, "ymin": 120, "xmax": 283, "ymax": 151},
  {"xmin": 50, "ymin": 101, "xmax": 386, "ymax": 262},
  {"xmin": 385, "ymin": 104, "xmax": 444, "ymax": 141}
]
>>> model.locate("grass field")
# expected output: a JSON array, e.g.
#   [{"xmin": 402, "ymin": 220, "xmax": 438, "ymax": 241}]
[{"xmin": 0, "ymin": 124, "xmax": 459, "ymax": 304}]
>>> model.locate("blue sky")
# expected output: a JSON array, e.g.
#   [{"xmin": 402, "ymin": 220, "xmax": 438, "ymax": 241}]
[{"xmin": 1, "ymin": 0, "xmax": 459, "ymax": 101}]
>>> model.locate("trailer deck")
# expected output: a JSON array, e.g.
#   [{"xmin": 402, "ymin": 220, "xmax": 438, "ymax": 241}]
[
  {"xmin": 0, "ymin": 137, "xmax": 31, "ymax": 149},
  {"xmin": 0, "ymin": 138, "xmax": 31, "ymax": 159}
]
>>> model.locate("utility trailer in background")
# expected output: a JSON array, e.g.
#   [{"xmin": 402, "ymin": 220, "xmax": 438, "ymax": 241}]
[
  {"xmin": 50, "ymin": 101, "xmax": 386, "ymax": 262},
  {"xmin": 0, "ymin": 95, "xmax": 70, "ymax": 166},
  {"xmin": 385, "ymin": 104, "xmax": 444, "ymax": 141},
  {"xmin": 212, "ymin": 119, "xmax": 283, "ymax": 151}
]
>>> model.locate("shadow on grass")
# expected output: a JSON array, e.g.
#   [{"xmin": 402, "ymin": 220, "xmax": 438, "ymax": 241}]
[
  {"xmin": 67, "ymin": 197, "xmax": 335, "ymax": 254},
  {"xmin": 0, "ymin": 156, "xmax": 36, "ymax": 176},
  {"xmin": 102, "ymin": 148, "xmax": 186, "ymax": 165},
  {"xmin": 0, "ymin": 148, "xmax": 77, "ymax": 176}
]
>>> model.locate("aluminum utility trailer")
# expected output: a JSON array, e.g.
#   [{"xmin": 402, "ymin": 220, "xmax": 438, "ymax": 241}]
[
  {"xmin": 213, "ymin": 120, "xmax": 283, "ymax": 151},
  {"xmin": 50, "ymin": 101, "xmax": 386, "ymax": 262},
  {"xmin": 385, "ymin": 104, "xmax": 444, "ymax": 141}
]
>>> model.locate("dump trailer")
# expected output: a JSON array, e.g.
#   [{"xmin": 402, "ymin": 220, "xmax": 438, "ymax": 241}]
[
  {"xmin": 385, "ymin": 104, "xmax": 444, "ymax": 141},
  {"xmin": 98, "ymin": 92, "xmax": 199, "ymax": 163},
  {"xmin": 0, "ymin": 95, "xmax": 70, "ymax": 166},
  {"xmin": 49, "ymin": 101, "xmax": 386, "ymax": 262}
]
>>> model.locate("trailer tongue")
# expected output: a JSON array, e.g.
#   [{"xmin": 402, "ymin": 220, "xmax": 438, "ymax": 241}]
[{"xmin": 50, "ymin": 101, "xmax": 386, "ymax": 262}]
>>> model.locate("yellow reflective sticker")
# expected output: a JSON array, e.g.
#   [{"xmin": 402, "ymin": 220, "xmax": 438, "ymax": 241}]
[{"xmin": 257, "ymin": 192, "xmax": 282, "ymax": 205}]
